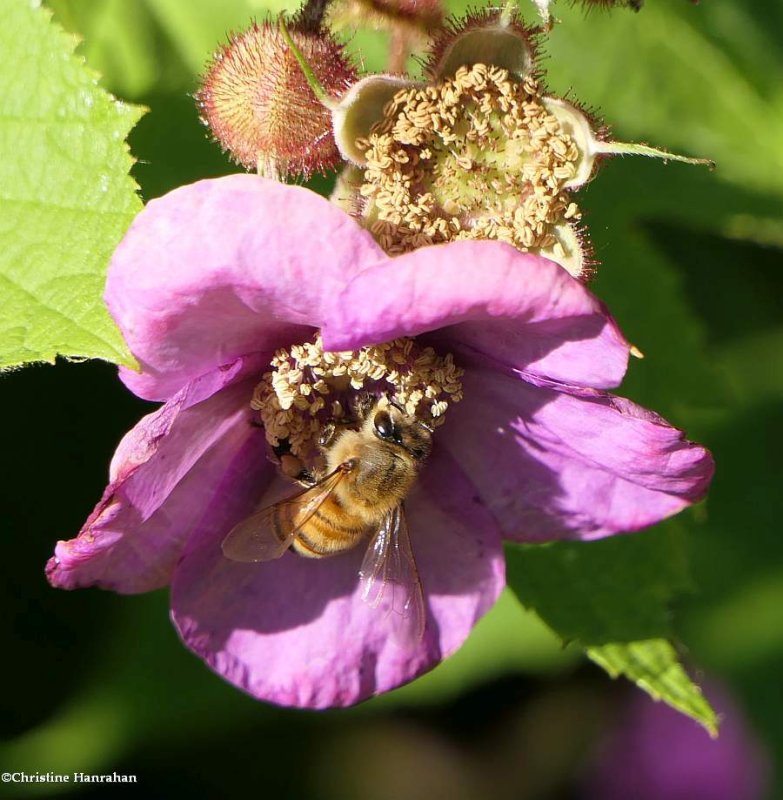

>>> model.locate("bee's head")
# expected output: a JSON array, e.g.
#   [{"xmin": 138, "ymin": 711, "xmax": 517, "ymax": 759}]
[{"xmin": 371, "ymin": 402, "xmax": 432, "ymax": 463}]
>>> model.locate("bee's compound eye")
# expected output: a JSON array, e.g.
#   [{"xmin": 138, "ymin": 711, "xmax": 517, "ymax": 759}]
[{"xmin": 373, "ymin": 410, "xmax": 394, "ymax": 440}]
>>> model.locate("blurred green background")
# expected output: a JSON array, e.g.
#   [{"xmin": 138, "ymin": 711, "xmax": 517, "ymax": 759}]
[{"xmin": 2, "ymin": 0, "xmax": 782, "ymax": 796}]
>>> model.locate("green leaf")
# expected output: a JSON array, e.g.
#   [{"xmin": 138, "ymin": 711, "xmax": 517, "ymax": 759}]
[
  {"xmin": 678, "ymin": 402, "xmax": 783, "ymax": 672},
  {"xmin": 505, "ymin": 526, "xmax": 719, "ymax": 734},
  {"xmin": 588, "ymin": 640, "xmax": 718, "ymax": 737},
  {"xmin": 645, "ymin": 221, "xmax": 783, "ymax": 348},
  {"xmin": 505, "ymin": 524, "xmax": 691, "ymax": 645},
  {"xmin": 0, "ymin": 0, "xmax": 143, "ymax": 370},
  {"xmin": 576, "ymin": 161, "xmax": 729, "ymax": 421}
]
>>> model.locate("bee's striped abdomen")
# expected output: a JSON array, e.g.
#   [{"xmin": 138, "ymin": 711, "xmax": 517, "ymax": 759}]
[{"xmin": 291, "ymin": 494, "xmax": 370, "ymax": 558}]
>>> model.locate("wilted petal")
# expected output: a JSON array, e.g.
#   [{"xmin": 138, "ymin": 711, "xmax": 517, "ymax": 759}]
[
  {"xmin": 106, "ymin": 174, "xmax": 384, "ymax": 401},
  {"xmin": 321, "ymin": 240, "xmax": 629, "ymax": 389},
  {"xmin": 442, "ymin": 368, "xmax": 713, "ymax": 541},
  {"xmin": 171, "ymin": 447, "xmax": 504, "ymax": 708},
  {"xmin": 46, "ymin": 357, "xmax": 267, "ymax": 593}
]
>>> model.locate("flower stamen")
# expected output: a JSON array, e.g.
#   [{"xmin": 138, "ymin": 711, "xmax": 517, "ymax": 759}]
[
  {"xmin": 356, "ymin": 63, "xmax": 591, "ymax": 278},
  {"xmin": 253, "ymin": 333, "xmax": 464, "ymax": 466}
]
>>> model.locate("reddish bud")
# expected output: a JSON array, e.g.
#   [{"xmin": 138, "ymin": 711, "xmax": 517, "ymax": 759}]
[{"xmin": 196, "ymin": 19, "xmax": 357, "ymax": 177}]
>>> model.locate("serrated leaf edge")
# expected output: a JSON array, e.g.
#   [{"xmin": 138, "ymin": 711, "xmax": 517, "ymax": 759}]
[
  {"xmin": 587, "ymin": 639, "xmax": 719, "ymax": 738},
  {"xmin": 1, "ymin": 0, "xmax": 145, "ymax": 371}
]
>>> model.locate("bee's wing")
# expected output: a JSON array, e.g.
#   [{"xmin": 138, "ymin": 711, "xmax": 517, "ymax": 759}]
[
  {"xmin": 221, "ymin": 467, "xmax": 347, "ymax": 562},
  {"xmin": 359, "ymin": 505, "xmax": 426, "ymax": 643}
]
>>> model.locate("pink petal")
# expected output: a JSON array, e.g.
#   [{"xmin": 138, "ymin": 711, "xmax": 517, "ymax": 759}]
[
  {"xmin": 107, "ymin": 175, "xmax": 384, "ymax": 401},
  {"xmin": 442, "ymin": 368, "xmax": 713, "ymax": 541},
  {"xmin": 170, "ymin": 447, "xmax": 505, "ymax": 708},
  {"xmin": 321, "ymin": 240, "xmax": 630, "ymax": 389},
  {"xmin": 46, "ymin": 356, "xmax": 268, "ymax": 593}
]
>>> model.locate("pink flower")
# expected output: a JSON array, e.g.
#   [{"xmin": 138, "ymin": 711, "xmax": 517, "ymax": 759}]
[
  {"xmin": 46, "ymin": 175, "xmax": 713, "ymax": 708},
  {"xmin": 584, "ymin": 683, "xmax": 770, "ymax": 800}
]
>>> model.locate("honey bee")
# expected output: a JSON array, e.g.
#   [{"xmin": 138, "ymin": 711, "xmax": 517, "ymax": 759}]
[{"xmin": 222, "ymin": 399, "xmax": 433, "ymax": 640}]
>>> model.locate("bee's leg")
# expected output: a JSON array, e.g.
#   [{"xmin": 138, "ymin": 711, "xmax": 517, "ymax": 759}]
[
  {"xmin": 279, "ymin": 454, "xmax": 317, "ymax": 485},
  {"xmin": 271, "ymin": 439, "xmax": 316, "ymax": 485},
  {"xmin": 319, "ymin": 422, "xmax": 338, "ymax": 449},
  {"xmin": 352, "ymin": 392, "xmax": 375, "ymax": 421},
  {"xmin": 319, "ymin": 416, "xmax": 360, "ymax": 453}
]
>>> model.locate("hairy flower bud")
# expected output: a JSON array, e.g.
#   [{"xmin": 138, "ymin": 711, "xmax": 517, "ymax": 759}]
[{"xmin": 196, "ymin": 19, "xmax": 357, "ymax": 177}]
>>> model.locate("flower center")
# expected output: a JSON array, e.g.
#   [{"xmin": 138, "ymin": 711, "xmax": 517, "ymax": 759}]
[
  {"xmin": 356, "ymin": 63, "xmax": 587, "ymax": 276},
  {"xmin": 253, "ymin": 333, "xmax": 463, "ymax": 474}
]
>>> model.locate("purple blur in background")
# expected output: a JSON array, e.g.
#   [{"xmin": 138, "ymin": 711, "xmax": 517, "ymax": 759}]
[{"xmin": 584, "ymin": 683, "xmax": 771, "ymax": 800}]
